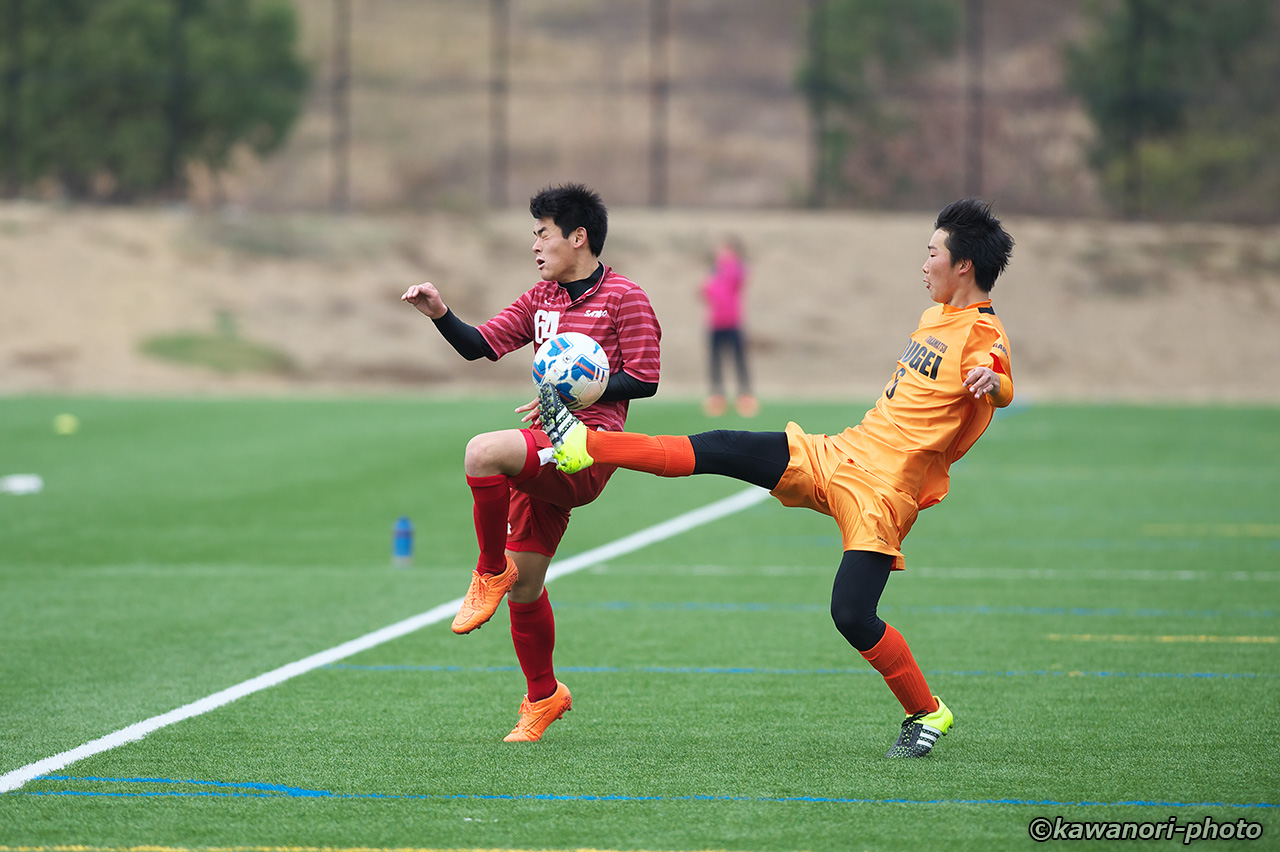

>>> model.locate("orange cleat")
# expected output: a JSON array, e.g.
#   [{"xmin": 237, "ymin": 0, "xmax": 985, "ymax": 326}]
[
  {"xmin": 503, "ymin": 680, "xmax": 572, "ymax": 742},
  {"xmin": 450, "ymin": 556, "xmax": 518, "ymax": 634}
]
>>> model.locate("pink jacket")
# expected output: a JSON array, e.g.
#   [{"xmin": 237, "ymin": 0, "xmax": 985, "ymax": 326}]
[{"xmin": 701, "ymin": 248, "xmax": 746, "ymax": 330}]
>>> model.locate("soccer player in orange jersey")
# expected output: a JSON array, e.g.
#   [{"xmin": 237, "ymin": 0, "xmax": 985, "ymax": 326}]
[{"xmin": 541, "ymin": 198, "xmax": 1014, "ymax": 757}]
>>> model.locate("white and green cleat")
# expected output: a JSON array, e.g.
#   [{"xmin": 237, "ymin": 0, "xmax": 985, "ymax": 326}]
[
  {"xmin": 538, "ymin": 380, "xmax": 594, "ymax": 473},
  {"xmin": 886, "ymin": 696, "xmax": 953, "ymax": 758}
]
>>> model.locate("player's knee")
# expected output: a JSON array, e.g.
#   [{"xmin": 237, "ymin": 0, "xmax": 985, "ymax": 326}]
[
  {"xmin": 464, "ymin": 430, "xmax": 528, "ymax": 477},
  {"xmin": 830, "ymin": 592, "xmax": 884, "ymax": 652},
  {"xmin": 463, "ymin": 434, "xmax": 497, "ymax": 474}
]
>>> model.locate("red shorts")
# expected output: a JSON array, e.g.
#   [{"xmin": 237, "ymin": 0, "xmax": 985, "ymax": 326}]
[{"xmin": 506, "ymin": 429, "xmax": 617, "ymax": 557}]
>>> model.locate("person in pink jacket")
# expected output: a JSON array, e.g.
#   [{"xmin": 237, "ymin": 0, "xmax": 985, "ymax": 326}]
[{"xmin": 700, "ymin": 236, "xmax": 757, "ymax": 417}]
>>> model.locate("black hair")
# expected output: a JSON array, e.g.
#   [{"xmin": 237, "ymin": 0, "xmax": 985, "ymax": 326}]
[
  {"xmin": 529, "ymin": 183, "xmax": 608, "ymax": 257},
  {"xmin": 934, "ymin": 198, "xmax": 1014, "ymax": 292}
]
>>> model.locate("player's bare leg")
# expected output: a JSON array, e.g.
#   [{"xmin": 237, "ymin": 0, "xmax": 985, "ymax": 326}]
[
  {"xmin": 464, "ymin": 429, "xmax": 530, "ymax": 479},
  {"xmin": 452, "ymin": 430, "xmax": 529, "ymax": 633},
  {"xmin": 459, "ymin": 434, "xmax": 572, "ymax": 741}
]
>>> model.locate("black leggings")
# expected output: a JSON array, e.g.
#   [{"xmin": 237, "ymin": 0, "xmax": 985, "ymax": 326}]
[
  {"xmin": 830, "ymin": 550, "xmax": 893, "ymax": 651},
  {"xmin": 709, "ymin": 328, "xmax": 750, "ymax": 396},
  {"xmin": 685, "ymin": 429, "xmax": 893, "ymax": 652},
  {"xmin": 688, "ymin": 429, "xmax": 789, "ymax": 490}
]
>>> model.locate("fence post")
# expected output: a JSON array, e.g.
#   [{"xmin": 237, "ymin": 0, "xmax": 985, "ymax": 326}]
[
  {"xmin": 1121, "ymin": 0, "xmax": 1145, "ymax": 219},
  {"xmin": 489, "ymin": 0, "xmax": 509, "ymax": 208},
  {"xmin": 331, "ymin": 0, "xmax": 351, "ymax": 213},
  {"xmin": 807, "ymin": 0, "xmax": 828, "ymax": 208},
  {"xmin": 964, "ymin": 0, "xmax": 984, "ymax": 198},
  {"xmin": 164, "ymin": 0, "xmax": 191, "ymax": 198},
  {"xmin": 648, "ymin": 0, "xmax": 670, "ymax": 207},
  {"xmin": 2, "ymin": 0, "xmax": 21, "ymax": 198}
]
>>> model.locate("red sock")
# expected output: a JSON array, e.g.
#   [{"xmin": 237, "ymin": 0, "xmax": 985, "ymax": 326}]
[
  {"xmin": 467, "ymin": 474, "xmax": 509, "ymax": 575},
  {"xmin": 509, "ymin": 589, "xmax": 556, "ymax": 702},
  {"xmin": 584, "ymin": 432, "xmax": 696, "ymax": 477},
  {"xmin": 859, "ymin": 623, "xmax": 938, "ymax": 716}
]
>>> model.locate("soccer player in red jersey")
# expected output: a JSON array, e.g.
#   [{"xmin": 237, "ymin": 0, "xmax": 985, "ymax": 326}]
[
  {"xmin": 401, "ymin": 183, "xmax": 661, "ymax": 742},
  {"xmin": 541, "ymin": 198, "xmax": 1013, "ymax": 757}
]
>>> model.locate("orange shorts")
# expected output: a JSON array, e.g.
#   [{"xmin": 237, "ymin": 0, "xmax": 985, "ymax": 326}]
[
  {"xmin": 506, "ymin": 428, "xmax": 616, "ymax": 557},
  {"xmin": 769, "ymin": 422, "xmax": 918, "ymax": 570}
]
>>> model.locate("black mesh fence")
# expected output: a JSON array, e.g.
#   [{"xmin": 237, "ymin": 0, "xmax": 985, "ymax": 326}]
[{"xmin": 4, "ymin": 0, "xmax": 1278, "ymax": 221}]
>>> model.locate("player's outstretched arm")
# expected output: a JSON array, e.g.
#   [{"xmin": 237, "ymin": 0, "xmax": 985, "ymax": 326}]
[{"xmin": 402, "ymin": 283, "xmax": 497, "ymax": 362}]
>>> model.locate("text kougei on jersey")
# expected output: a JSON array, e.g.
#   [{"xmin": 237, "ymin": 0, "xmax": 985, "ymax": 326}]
[{"xmin": 900, "ymin": 339, "xmax": 943, "ymax": 380}]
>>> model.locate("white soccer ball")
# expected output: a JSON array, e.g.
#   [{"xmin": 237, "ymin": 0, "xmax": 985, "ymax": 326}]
[{"xmin": 532, "ymin": 332, "xmax": 610, "ymax": 411}]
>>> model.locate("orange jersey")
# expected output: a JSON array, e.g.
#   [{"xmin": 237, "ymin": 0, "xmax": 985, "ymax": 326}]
[{"xmin": 840, "ymin": 300, "xmax": 1013, "ymax": 509}]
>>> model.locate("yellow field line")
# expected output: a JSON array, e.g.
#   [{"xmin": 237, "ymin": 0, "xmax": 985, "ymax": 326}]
[
  {"xmin": 1047, "ymin": 633, "xmax": 1277, "ymax": 644},
  {"xmin": 1140, "ymin": 523, "xmax": 1280, "ymax": 538}
]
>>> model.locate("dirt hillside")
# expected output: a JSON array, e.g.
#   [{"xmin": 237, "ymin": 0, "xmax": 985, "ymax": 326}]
[{"xmin": 3, "ymin": 202, "xmax": 1278, "ymax": 405}]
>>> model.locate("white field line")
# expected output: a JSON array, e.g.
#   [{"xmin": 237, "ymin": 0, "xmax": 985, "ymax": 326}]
[
  {"xmin": 0, "ymin": 486, "xmax": 771, "ymax": 794},
  {"xmin": 590, "ymin": 564, "xmax": 1280, "ymax": 582}
]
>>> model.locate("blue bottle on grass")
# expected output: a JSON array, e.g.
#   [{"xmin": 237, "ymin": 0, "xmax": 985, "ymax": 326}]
[{"xmin": 392, "ymin": 516, "xmax": 414, "ymax": 568}]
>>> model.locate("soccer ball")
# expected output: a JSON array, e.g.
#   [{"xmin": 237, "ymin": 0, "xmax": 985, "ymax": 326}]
[{"xmin": 532, "ymin": 332, "xmax": 610, "ymax": 411}]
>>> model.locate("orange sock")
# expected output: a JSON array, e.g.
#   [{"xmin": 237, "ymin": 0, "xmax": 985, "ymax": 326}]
[
  {"xmin": 859, "ymin": 623, "xmax": 938, "ymax": 716},
  {"xmin": 583, "ymin": 432, "xmax": 696, "ymax": 477}
]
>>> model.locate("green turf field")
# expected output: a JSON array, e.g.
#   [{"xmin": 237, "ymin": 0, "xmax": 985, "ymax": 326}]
[{"xmin": 1, "ymin": 395, "xmax": 1276, "ymax": 851}]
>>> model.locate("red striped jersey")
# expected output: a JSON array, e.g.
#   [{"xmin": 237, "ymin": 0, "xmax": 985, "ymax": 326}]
[{"xmin": 477, "ymin": 265, "xmax": 661, "ymax": 432}]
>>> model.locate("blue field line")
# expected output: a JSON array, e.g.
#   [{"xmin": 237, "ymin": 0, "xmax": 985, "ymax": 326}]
[
  {"xmin": 22, "ymin": 775, "xmax": 1278, "ymax": 810},
  {"xmin": 322, "ymin": 663, "xmax": 1278, "ymax": 680},
  {"xmin": 554, "ymin": 601, "xmax": 1278, "ymax": 619}
]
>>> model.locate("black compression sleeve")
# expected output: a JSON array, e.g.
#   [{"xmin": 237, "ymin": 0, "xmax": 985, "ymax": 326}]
[
  {"xmin": 688, "ymin": 430, "xmax": 789, "ymax": 490},
  {"xmin": 598, "ymin": 370, "xmax": 658, "ymax": 402},
  {"xmin": 830, "ymin": 551, "xmax": 894, "ymax": 652},
  {"xmin": 431, "ymin": 309, "xmax": 496, "ymax": 361}
]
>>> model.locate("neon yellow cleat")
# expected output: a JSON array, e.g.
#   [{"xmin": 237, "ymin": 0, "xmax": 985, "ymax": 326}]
[
  {"xmin": 886, "ymin": 695, "xmax": 953, "ymax": 757},
  {"xmin": 538, "ymin": 380, "xmax": 594, "ymax": 473}
]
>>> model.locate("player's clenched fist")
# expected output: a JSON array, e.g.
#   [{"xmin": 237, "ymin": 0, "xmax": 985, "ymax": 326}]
[{"xmin": 401, "ymin": 282, "xmax": 447, "ymax": 319}]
